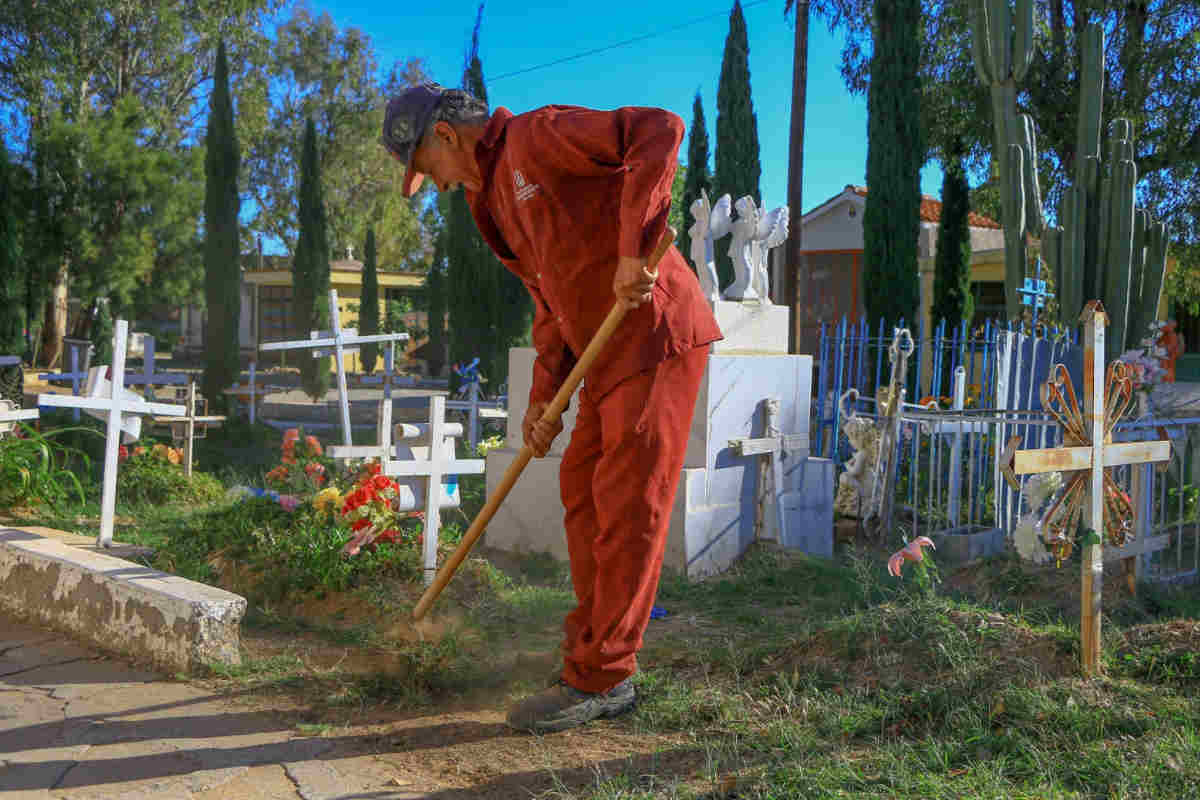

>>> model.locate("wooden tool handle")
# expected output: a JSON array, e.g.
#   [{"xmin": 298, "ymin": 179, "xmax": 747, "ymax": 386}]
[{"xmin": 413, "ymin": 226, "xmax": 677, "ymax": 620}]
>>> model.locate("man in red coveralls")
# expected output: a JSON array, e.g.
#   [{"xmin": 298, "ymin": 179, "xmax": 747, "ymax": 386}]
[{"xmin": 382, "ymin": 84, "xmax": 722, "ymax": 733}]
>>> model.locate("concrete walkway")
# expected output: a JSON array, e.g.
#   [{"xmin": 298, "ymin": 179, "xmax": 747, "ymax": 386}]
[{"xmin": 0, "ymin": 620, "xmax": 426, "ymax": 800}]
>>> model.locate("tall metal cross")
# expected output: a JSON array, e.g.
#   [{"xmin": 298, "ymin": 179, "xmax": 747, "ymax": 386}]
[{"xmin": 1000, "ymin": 302, "xmax": 1170, "ymax": 674}]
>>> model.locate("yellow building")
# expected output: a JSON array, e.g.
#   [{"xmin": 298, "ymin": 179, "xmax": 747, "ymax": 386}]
[{"xmin": 181, "ymin": 247, "xmax": 436, "ymax": 374}]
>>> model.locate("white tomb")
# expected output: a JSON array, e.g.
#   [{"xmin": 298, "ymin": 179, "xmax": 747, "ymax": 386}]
[{"xmin": 484, "ymin": 197, "xmax": 834, "ymax": 576}]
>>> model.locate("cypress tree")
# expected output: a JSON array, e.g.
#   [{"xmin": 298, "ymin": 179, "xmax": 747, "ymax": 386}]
[
  {"xmin": 677, "ymin": 91, "xmax": 713, "ymax": 262},
  {"xmin": 862, "ymin": 0, "xmax": 923, "ymax": 331},
  {"xmin": 294, "ymin": 117, "xmax": 332, "ymax": 401},
  {"xmin": 89, "ymin": 298, "xmax": 113, "ymax": 366},
  {"xmin": 446, "ymin": 6, "xmax": 531, "ymax": 390},
  {"xmin": 425, "ymin": 235, "xmax": 447, "ymax": 379},
  {"xmin": 713, "ymin": 0, "xmax": 762, "ymax": 290},
  {"xmin": 931, "ymin": 141, "xmax": 974, "ymax": 334},
  {"xmin": 0, "ymin": 141, "xmax": 24, "ymax": 406},
  {"xmin": 201, "ymin": 39, "xmax": 242, "ymax": 411},
  {"xmin": 359, "ymin": 227, "xmax": 380, "ymax": 374}
]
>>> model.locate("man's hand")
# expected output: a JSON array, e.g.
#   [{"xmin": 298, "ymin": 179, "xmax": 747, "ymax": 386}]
[
  {"xmin": 522, "ymin": 401, "xmax": 564, "ymax": 457},
  {"xmin": 613, "ymin": 255, "xmax": 657, "ymax": 310}
]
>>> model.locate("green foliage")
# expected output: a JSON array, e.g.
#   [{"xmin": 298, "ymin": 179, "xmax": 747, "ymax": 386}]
[
  {"xmin": 116, "ymin": 447, "xmax": 223, "ymax": 507},
  {"xmin": 294, "ymin": 118, "xmax": 332, "ymax": 401},
  {"xmin": 862, "ymin": 0, "xmax": 923, "ymax": 331},
  {"xmin": 238, "ymin": 7, "xmax": 428, "ymax": 268},
  {"xmin": 677, "ymin": 92, "xmax": 712, "ymax": 260},
  {"xmin": 1164, "ymin": 243, "xmax": 1200, "ymax": 316},
  {"xmin": 424, "ymin": 231, "xmax": 447, "ymax": 378},
  {"xmin": 0, "ymin": 423, "xmax": 90, "ymax": 509},
  {"xmin": 931, "ymin": 144, "xmax": 974, "ymax": 333},
  {"xmin": 201, "ymin": 39, "xmax": 242, "ymax": 413},
  {"xmin": 359, "ymin": 227, "xmax": 380, "ymax": 373},
  {"xmin": 713, "ymin": 0, "xmax": 762, "ymax": 291},
  {"xmin": 0, "ymin": 141, "xmax": 23, "ymax": 358},
  {"xmin": 89, "ymin": 299, "xmax": 113, "ymax": 365}
]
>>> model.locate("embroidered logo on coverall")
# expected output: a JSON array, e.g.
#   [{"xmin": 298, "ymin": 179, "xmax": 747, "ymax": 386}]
[{"xmin": 514, "ymin": 169, "xmax": 540, "ymax": 203}]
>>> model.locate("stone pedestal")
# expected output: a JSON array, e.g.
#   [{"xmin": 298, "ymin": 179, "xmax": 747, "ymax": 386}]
[{"xmin": 485, "ymin": 302, "xmax": 834, "ymax": 577}]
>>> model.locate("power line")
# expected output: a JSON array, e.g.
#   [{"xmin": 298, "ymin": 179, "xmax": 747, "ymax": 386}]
[{"xmin": 489, "ymin": 0, "xmax": 772, "ymax": 83}]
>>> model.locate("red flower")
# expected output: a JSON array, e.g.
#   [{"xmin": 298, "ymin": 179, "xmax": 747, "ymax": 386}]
[
  {"xmin": 367, "ymin": 461, "xmax": 382, "ymax": 476},
  {"xmin": 305, "ymin": 435, "xmax": 323, "ymax": 456},
  {"xmin": 372, "ymin": 474, "xmax": 391, "ymax": 491},
  {"xmin": 283, "ymin": 428, "xmax": 300, "ymax": 445},
  {"xmin": 351, "ymin": 518, "xmax": 371, "ymax": 532},
  {"xmin": 377, "ymin": 528, "xmax": 401, "ymax": 543},
  {"xmin": 281, "ymin": 453, "xmax": 297, "ymax": 465},
  {"xmin": 118, "ymin": 445, "xmax": 129, "ymax": 462},
  {"xmin": 305, "ymin": 462, "xmax": 325, "ymax": 476}
]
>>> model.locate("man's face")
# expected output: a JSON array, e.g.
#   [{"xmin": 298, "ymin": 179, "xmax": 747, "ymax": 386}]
[{"xmin": 405, "ymin": 121, "xmax": 481, "ymax": 194}]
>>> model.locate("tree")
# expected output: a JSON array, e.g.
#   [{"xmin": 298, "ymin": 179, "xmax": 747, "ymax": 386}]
[
  {"xmin": 240, "ymin": 8, "xmax": 429, "ymax": 268},
  {"xmin": 201, "ymin": 39, "xmax": 241, "ymax": 413},
  {"xmin": 360, "ymin": 226, "xmax": 380, "ymax": 374},
  {"xmin": 861, "ymin": 0, "xmax": 922, "ymax": 330},
  {"xmin": 294, "ymin": 118, "xmax": 331, "ymax": 402},
  {"xmin": 0, "ymin": 141, "xmax": 24, "ymax": 406},
  {"xmin": 445, "ymin": 5, "xmax": 532, "ymax": 389},
  {"xmin": 0, "ymin": 0, "xmax": 276, "ymax": 367},
  {"xmin": 713, "ymin": 0, "xmax": 763, "ymax": 291},
  {"xmin": 89, "ymin": 298, "xmax": 113, "ymax": 366},
  {"xmin": 677, "ymin": 93, "xmax": 712, "ymax": 260},
  {"xmin": 931, "ymin": 140, "xmax": 973, "ymax": 335},
  {"xmin": 817, "ymin": 0, "xmax": 1199, "ymax": 248},
  {"xmin": 784, "ymin": 0, "xmax": 810, "ymax": 350}
]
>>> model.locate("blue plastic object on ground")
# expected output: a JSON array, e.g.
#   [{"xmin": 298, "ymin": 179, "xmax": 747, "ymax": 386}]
[{"xmin": 649, "ymin": 605, "xmax": 668, "ymax": 620}]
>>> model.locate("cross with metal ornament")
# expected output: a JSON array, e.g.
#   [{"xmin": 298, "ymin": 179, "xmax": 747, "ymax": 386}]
[
  {"xmin": 153, "ymin": 381, "xmax": 226, "ymax": 478},
  {"xmin": 998, "ymin": 301, "xmax": 1171, "ymax": 675},
  {"xmin": 1017, "ymin": 256, "xmax": 1054, "ymax": 330}
]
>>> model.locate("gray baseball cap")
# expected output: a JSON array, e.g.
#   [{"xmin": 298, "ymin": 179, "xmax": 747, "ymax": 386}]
[{"xmin": 381, "ymin": 83, "xmax": 446, "ymax": 197}]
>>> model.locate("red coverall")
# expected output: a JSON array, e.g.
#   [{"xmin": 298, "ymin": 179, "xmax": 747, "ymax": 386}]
[{"xmin": 466, "ymin": 105, "xmax": 723, "ymax": 693}]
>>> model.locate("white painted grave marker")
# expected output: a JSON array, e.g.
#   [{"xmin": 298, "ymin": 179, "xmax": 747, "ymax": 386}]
[
  {"xmin": 259, "ymin": 289, "xmax": 407, "ymax": 447},
  {"xmin": 728, "ymin": 397, "xmax": 810, "ymax": 543},
  {"xmin": 37, "ymin": 319, "xmax": 185, "ymax": 547}
]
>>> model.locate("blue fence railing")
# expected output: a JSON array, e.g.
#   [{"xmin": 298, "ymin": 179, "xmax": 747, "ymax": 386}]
[{"xmin": 814, "ymin": 316, "xmax": 1080, "ymax": 468}]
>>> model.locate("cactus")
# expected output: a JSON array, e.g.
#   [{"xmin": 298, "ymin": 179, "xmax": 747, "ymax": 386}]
[
  {"xmin": 970, "ymin": 10, "xmax": 1171, "ymax": 356},
  {"xmin": 968, "ymin": 0, "xmax": 1036, "ymax": 320}
]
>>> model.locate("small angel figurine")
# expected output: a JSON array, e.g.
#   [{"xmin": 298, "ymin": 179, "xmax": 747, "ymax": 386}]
[
  {"xmin": 687, "ymin": 189, "xmax": 724, "ymax": 305},
  {"xmin": 723, "ymin": 196, "xmax": 761, "ymax": 301},
  {"xmin": 751, "ymin": 204, "xmax": 789, "ymax": 302}
]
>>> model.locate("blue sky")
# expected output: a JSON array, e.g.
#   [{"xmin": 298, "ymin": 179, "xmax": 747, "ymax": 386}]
[{"xmin": 317, "ymin": 0, "xmax": 947, "ymax": 218}]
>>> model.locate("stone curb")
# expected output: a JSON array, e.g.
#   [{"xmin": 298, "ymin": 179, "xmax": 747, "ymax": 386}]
[{"xmin": 0, "ymin": 527, "xmax": 246, "ymax": 672}]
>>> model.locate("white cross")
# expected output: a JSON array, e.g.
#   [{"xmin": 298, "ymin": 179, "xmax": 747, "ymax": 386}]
[
  {"xmin": 0, "ymin": 399, "xmax": 38, "ymax": 436},
  {"xmin": 728, "ymin": 397, "xmax": 810, "ymax": 544},
  {"xmin": 122, "ymin": 334, "xmax": 186, "ymax": 399},
  {"xmin": 258, "ymin": 288, "xmax": 408, "ymax": 447},
  {"xmin": 1000, "ymin": 302, "xmax": 1171, "ymax": 675},
  {"xmin": 383, "ymin": 396, "xmax": 483, "ymax": 586},
  {"xmin": 37, "ymin": 319, "xmax": 185, "ymax": 547},
  {"xmin": 153, "ymin": 381, "xmax": 227, "ymax": 477},
  {"xmin": 39, "ymin": 339, "xmax": 92, "ymax": 421}
]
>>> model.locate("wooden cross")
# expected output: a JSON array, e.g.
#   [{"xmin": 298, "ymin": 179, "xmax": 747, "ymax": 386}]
[
  {"xmin": 153, "ymin": 382, "xmax": 226, "ymax": 477},
  {"xmin": 37, "ymin": 319, "xmax": 185, "ymax": 547},
  {"xmin": 259, "ymin": 288, "xmax": 407, "ymax": 447},
  {"xmin": 1000, "ymin": 302, "xmax": 1171, "ymax": 674},
  {"xmin": 728, "ymin": 397, "xmax": 809, "ymax": 543},
  {"xmin": 39, "ymin": 339, "xmax": 92, "ymax": 421}
]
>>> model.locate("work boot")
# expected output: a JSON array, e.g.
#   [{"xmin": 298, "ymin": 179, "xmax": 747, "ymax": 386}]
[{"xmin": 506, "ymin": 678, "xmax": 636, "ymax": 733}]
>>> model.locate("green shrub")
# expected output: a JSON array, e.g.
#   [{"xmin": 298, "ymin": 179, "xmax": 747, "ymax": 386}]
[
  {"xmin": 0, "ymin": 424, "xmax": 92, "ymax": 509},
  {"xmin": 116, "ymin": 445, "xmax": 224, "ymax": 507}
]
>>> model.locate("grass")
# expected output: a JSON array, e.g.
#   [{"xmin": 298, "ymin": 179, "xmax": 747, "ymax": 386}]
[{"xmin": 5, "ymin": 419, "xmax": 1200, "ymax": 797}]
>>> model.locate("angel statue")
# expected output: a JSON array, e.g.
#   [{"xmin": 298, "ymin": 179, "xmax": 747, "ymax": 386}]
[
  {"xmin": 687, "ymin": 190, "xmax": 732, "ymax": 305},
  {"xmin": 722, "ymin": 196, "xmax": 790, "ymax": 303}
]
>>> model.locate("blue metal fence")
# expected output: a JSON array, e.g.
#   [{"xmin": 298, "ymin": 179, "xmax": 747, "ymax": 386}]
[{"xmin": 814, "ymin": 316, "xmax": 1079, "ymax": 468}]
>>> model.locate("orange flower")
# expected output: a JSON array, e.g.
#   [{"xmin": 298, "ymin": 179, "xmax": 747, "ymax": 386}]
[
  {"xmin": 166, "ymin": 448, "xmax": 181, "ymax": 465},
  {"xmin": 304, "ymin": 435, "xmax": 322, "ymax": 456},
  {"xmin": 281, "ymin": 453, "xmax": 297, "ymax": 465},
  {"xmin": 133, "ymin": 445, "xmax": 147, "ymax": 457},
  {"xmin": 283, "ymin": 428, "xmax": 300, "ymax": 445}
]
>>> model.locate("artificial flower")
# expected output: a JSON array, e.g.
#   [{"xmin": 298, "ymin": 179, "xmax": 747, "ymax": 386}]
[{"xmin": 887, "ymin": 536, "xmax": 936, "ymax": 577}]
